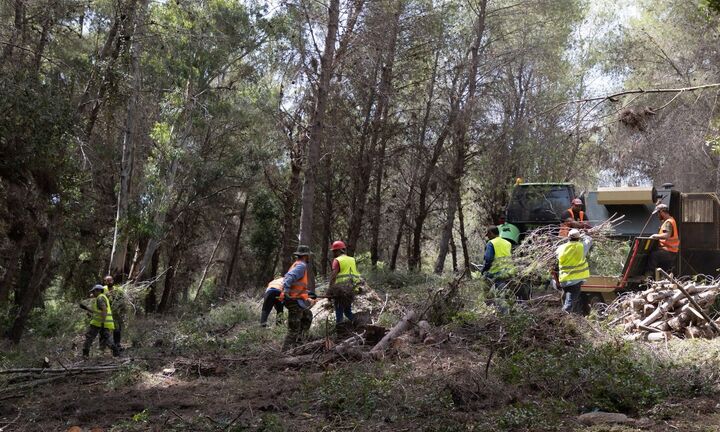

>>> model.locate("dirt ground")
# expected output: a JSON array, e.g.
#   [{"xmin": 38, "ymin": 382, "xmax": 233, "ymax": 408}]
[{"xmin": 3, "ymin": 289, "xmax": 720, "ymax": 431}]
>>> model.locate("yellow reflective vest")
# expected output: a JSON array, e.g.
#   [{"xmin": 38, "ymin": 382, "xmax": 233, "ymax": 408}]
[
  {"xmin": 488, "ymin": 237, "xmax": 514, "ymax": 278},
  {"xmin": 89, "ymin": 293, "xmax": 115, "ymax": 330},
  {"xmin": 557, "ymin": 241, "xmax": 590, "ymax": 284},
  {"xmin": 335, "ymin": 254, "xmax": 360, "ymax": 285}
]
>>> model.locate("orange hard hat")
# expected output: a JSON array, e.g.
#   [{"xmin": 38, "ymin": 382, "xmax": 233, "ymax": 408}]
[
  {"xmin": 571, "ymin": 198, "xmax": 583, "ymax": 206},
  {"xmin": 331, "ymin": 240, "xmax": 346, "ymax": 251}
]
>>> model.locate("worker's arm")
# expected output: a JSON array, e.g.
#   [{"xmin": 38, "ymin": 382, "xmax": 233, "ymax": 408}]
[
  {"xmin": 581, "ymin": 235, "xmax": 593, "ymax": 257},
  {"xmin": 329, "ymin": 259, "xmax": 340, "ymax": 289},
  {"xmin": 650, "ymin": 221, "xmax": 672, "ymax": 240},
  {"xmin": 282, "ymin": 262, "xmax": 307, "ymax": 297},
  {"xmin": 480, "ymin": 243, "xmax": 495, "ymax": 274}
]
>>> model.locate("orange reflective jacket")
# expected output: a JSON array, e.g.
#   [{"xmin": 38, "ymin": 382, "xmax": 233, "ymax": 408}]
[
  {"xmin": 659, "ymin": 217, "xmax": 680, "ymax": 253},
  {"xmin": 286, "ymin": 260, "xmax": 309, "ymax": 300},
  {"xmin": 559, "ymin": 209, "xmax": 585, "ymax": 237}
]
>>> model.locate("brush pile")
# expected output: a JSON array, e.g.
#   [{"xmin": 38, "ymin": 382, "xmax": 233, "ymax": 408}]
[{"xmin": 608, "ymin": 278, "xmax": 720, "ymax": 341}]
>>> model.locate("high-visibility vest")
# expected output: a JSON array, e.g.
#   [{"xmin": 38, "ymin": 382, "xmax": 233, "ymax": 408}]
[
  {"xmin": 659, "ymin": 217, "xmax": 680, "ymax": 253},
  {"xmin": 559, "ymin": 209, "xmax": 585, "ymax": 237},
  {"xmin": 488, "ymin": 237, "xmax": 514, "ymax": 278},
  {"xmin": 557, "ymin": 241, "xmax": 590, "ymax": 283},
  {"xmin": 89, "ymin": 293, "xmax": 115, "ymax": 330},
  {"xmin": 266, "ymin": 278, "xmax": 284, "ymax": 292},
  {"xmin": 286, "ymin": 260, "xmax": 309, "ymax": 300},
  {"xmin": 335, "ymin": 255, "xmax": 360, "ymax": 286}
]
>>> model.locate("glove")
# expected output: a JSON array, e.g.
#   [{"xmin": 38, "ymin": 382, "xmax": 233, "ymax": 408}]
[{"xmin": 308, "ymin": 292, "xmax": 317, "ymax": 300}]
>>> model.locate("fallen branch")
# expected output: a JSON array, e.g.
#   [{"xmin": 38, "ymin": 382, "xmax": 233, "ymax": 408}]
[{"xmin": 370, "ymin": 310, "xmax": 417, "ymax": 358}]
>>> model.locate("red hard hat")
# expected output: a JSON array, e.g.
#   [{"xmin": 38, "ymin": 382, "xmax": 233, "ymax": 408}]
[
  {"xmin": 572, "ymin": 198, "xmax": 583, "ymax": 205},
  {"xmin": 331, "ymin": 240, "xmax": 346, "ymax": 251}
]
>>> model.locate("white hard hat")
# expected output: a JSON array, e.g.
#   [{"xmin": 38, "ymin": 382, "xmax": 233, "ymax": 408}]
[
  {"xmin": 654, "ymin": 203, "xmax": 669, "ymax": 213},
  {"xmin": 568, "ymin": 229, "xmax": 582, "ymax": 239}
]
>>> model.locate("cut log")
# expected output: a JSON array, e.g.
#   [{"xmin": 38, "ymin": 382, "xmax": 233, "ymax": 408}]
[
  {"xmin": 646, "ymin": 332, "xmax": 669, "ymax": 342},
  {"xmin": 370, "ymin": 310, "xmax": 417, "ymax": 357}
]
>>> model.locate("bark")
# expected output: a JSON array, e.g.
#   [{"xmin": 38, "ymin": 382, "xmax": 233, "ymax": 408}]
[
  {"xmin": 144, "ymin": 248, "xmax": 160, "ymax": 313},
  {"xmin": 410, "ymin": 51, "xmax": 457, "ymax": 271},
  {"xmin": 320, "ymin": 162, "xmax": 333, "ymax": 277},
  {"xmin": 370, "ymin": 310, "xmax": 417, "ymax": 357},
  {"xmin": 223, "ymin": 198, "xmax": 250, "ymax": 294},
  {"xmin": 109, "ymin": 0, "xmax": 147, "ymax": 278},
  {"xmin": 279, "ymin": 141, "xmax": 303, "ymax": 272},
  {"xmin": 457, "ymin": 198, "xmax": 470, "ymax": 270},
  {"xmin": 158, "ymin": 244, "xmax": 180, "ymax": 312},
  {"xmin": 434, "ymin": 0, "xmax": 487, "ymax": 274},
  {"xmin": 298, "ymin": 0, "xmax": 341, "ymax": 247},
  {"xmin": 369, "ymin": 1, "xmax": 402, "ymax": 268},
  {"xmin": 0, "ymin": 0, "xmax": 24, "ymax": 62},
  {"xmin": 8, "ymin": 223, "xmax": 57, "ymax": 343},
  {"xmin": 194, "ymin": 218, "xmax": 230, "ymax": 301},
  {"xmin": 76, "ymin": 0, "xmax": 138, "ymax": 140}
]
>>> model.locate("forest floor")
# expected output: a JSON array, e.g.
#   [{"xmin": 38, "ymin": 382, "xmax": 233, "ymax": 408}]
[{"xmin": 2, "ymin": 274, "xmax": 720, "ymax": 431}]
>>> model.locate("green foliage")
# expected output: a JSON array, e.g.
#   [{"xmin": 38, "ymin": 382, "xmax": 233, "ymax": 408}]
[
  {"xmin": 109, "ymin": 363, "xmax": 146, "ymax": 390},
  {"xmin": 249, "ymin": 191, "xmax": 282, "ymax": 282},
  {"xmin": 26, "ymin": 299, "xmax": 85, "ymax": 338}
]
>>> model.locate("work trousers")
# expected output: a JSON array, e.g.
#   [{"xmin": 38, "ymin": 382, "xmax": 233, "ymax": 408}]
[
  {"xmin": 99, "ymin": 317, "xmax": 123, "ymax": 349},
  {"xmin": 647, "ymin": 249, "xmax": 677, "ymax": 276},
  {"xmin": 562, "ymin": 281, "xmax": 587, "ymax": 315},
  {"xmin": 334, "ymin": 301, "xmax": 354, "ymax": 324},
  {"xmin": 283, "ymin": 300, "xmax": 313, "ymax": 350},
  {"xmin": 260, "ymin": 289, "xmax": 284, "ymax": 326},
  {"xmin": 84, "ymin": 325, "xmax": 119, "ymax": 357}
]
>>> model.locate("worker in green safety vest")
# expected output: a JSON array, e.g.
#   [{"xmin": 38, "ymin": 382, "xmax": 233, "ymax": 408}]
[
  {"xmin": 82, "ymin": 284, "xmax": 120, "ymax": 358},
  {"xmin": 328, "ymin": 240, "xmax": 362, "ymax": 326}
]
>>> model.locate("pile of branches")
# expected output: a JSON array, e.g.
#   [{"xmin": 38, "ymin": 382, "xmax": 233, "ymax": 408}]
[
  {"xmin": 608, "ymin": 277, "xmax": 720, "ymax": 341},
  {"xmin": 509, "ymin": 215, "xmax": 626, "ymax": 283}
]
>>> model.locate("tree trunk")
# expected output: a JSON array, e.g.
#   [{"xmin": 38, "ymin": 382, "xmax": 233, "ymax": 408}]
[
  {"xmin": 433, "ymin": 0, "xmax": 487, "ymax": 274},
  {"xmin": 298, "ymin": 0, "xmax": 340, "ymax": 247},
  {"xmin": 0, "ymin": 0, "xmax": 25, "ymax": 62},
  {"xmin": 109, "ymin": 0, "xmax": 147, "ymax": 278},
  {"xmin": 320, "ymin": 162, "xmax": 333, "ymax": 277},
  {"xmin": 8, "ymin": 224, "xmax": 56, "ymax": 343},
  {"xmin": 450, "ymin": 236, "xmax": 458, "ymax": 273},
  {"xmin": 223, "ymin": 198, "xmax": 249, "ymax": 294},
  {"xmin": 158, "ymin": 244, "xmax": 180, "ymax": 312},
  {"xmin": 457, "ymin": 198, "xmax": 470, "ymax": 271},
  {"xmin": 279, "ymin": 145, "xmax": 302, "ymax": 272},
  {"xmin": 144, "ymin": 248, "xmax": 160, "ymax": 313},
  {"xmin": 194, "ymin": 218, "xmax": 230, "ymax": 301},
  {"xmin": 369, "ymin": 1, "xmax": 402, "ymax": 268}
]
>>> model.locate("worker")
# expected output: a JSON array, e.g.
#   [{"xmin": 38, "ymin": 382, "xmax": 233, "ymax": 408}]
[
  {"xmin": 647, "ymin": 203, "xmax": 680, "ymax": 276},
  {"xmin": 82, "ymin": 284, "xmax": 120, "ymax": 358},
  {"xmin": 554, "ymin": 229, "xmax": 593, "ymax": 314},
  {"xmin": 328, "ymin": 240, "xmax": 362, "ymax": 326},
  {"xmin": 102, "ymin": 275, "xmax": 126, "ymax": 349},
  {"xmin": 559, "ymin": 198, "xmax": 590, "ymax": 237},
  {"xmin": 282, "ymin": 245, "xmax": 317, "ymax": 350},
  {"xmin": 260, "ymin": 276, "xmax": 285, "ymax": 327},
  {"xmin": 497, "ymin": 215, "xmax": 520, "ymax": 245},
  {"xmin": 481, "ymin": 226, "xmax": 514, "ymax": 291}
]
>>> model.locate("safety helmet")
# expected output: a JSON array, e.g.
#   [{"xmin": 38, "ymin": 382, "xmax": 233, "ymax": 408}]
[
  {"xmin": 571, "ymin": 198, "xmax": 583, "ymax": 206},
  {"xmin": 89, "ymin": 284, "xmax": 104, "ymax": 292},
  {"xmin": 331, "ymin": 240, "xmax": 347, "ymax": 251},
  {"xmin": 654, "ymin": 203, "xmax": 669, "ymax": 213},
  {"xmin": 568, "ymin": 229, "xmax": 582, "ymax": 239}
]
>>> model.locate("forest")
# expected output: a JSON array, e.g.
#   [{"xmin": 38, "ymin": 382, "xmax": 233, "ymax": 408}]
[{"xmin": 3, "ymin": 0, "xmax": 720, "ymax": 430}]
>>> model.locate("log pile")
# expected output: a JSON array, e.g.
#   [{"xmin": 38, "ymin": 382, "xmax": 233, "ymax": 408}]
[{"xmin": 610, "ymin": 279, "xmax": 720, "ymax": 341}]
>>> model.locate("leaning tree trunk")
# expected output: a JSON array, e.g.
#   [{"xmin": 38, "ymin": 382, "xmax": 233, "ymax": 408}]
[{"xmin": 223, "ymin": 198, "xmax": 249, "ymax": 295}]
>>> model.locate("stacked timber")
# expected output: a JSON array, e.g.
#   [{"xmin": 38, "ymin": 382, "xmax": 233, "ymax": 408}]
[{"xmin": 612, "ymin": 279, "xmax": 720, "ymax": 341}]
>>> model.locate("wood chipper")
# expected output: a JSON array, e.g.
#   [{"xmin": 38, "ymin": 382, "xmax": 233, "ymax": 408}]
[{"xmin": 506, "ymin": 182, "xmax": 720, "ymax": 303}]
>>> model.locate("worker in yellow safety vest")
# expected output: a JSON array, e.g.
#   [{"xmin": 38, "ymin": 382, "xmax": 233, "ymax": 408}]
[
  {"xmin": 481, "ymin": 226, "xmax": 515, "ymax": 289},
  {"xmin": 328, "ymin": 240, "xmax": 362, "ymax": 326},
  {"xmin": 646, "ymin": 203, "xmax": 680, "ymax": 276},
  {"xmin": 554, "ymin": 229, "xmax": 592, "ymax": 314},
  {"xmin": 82, "ymin": 285, "xmax": 120, "ymax": 358}
]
